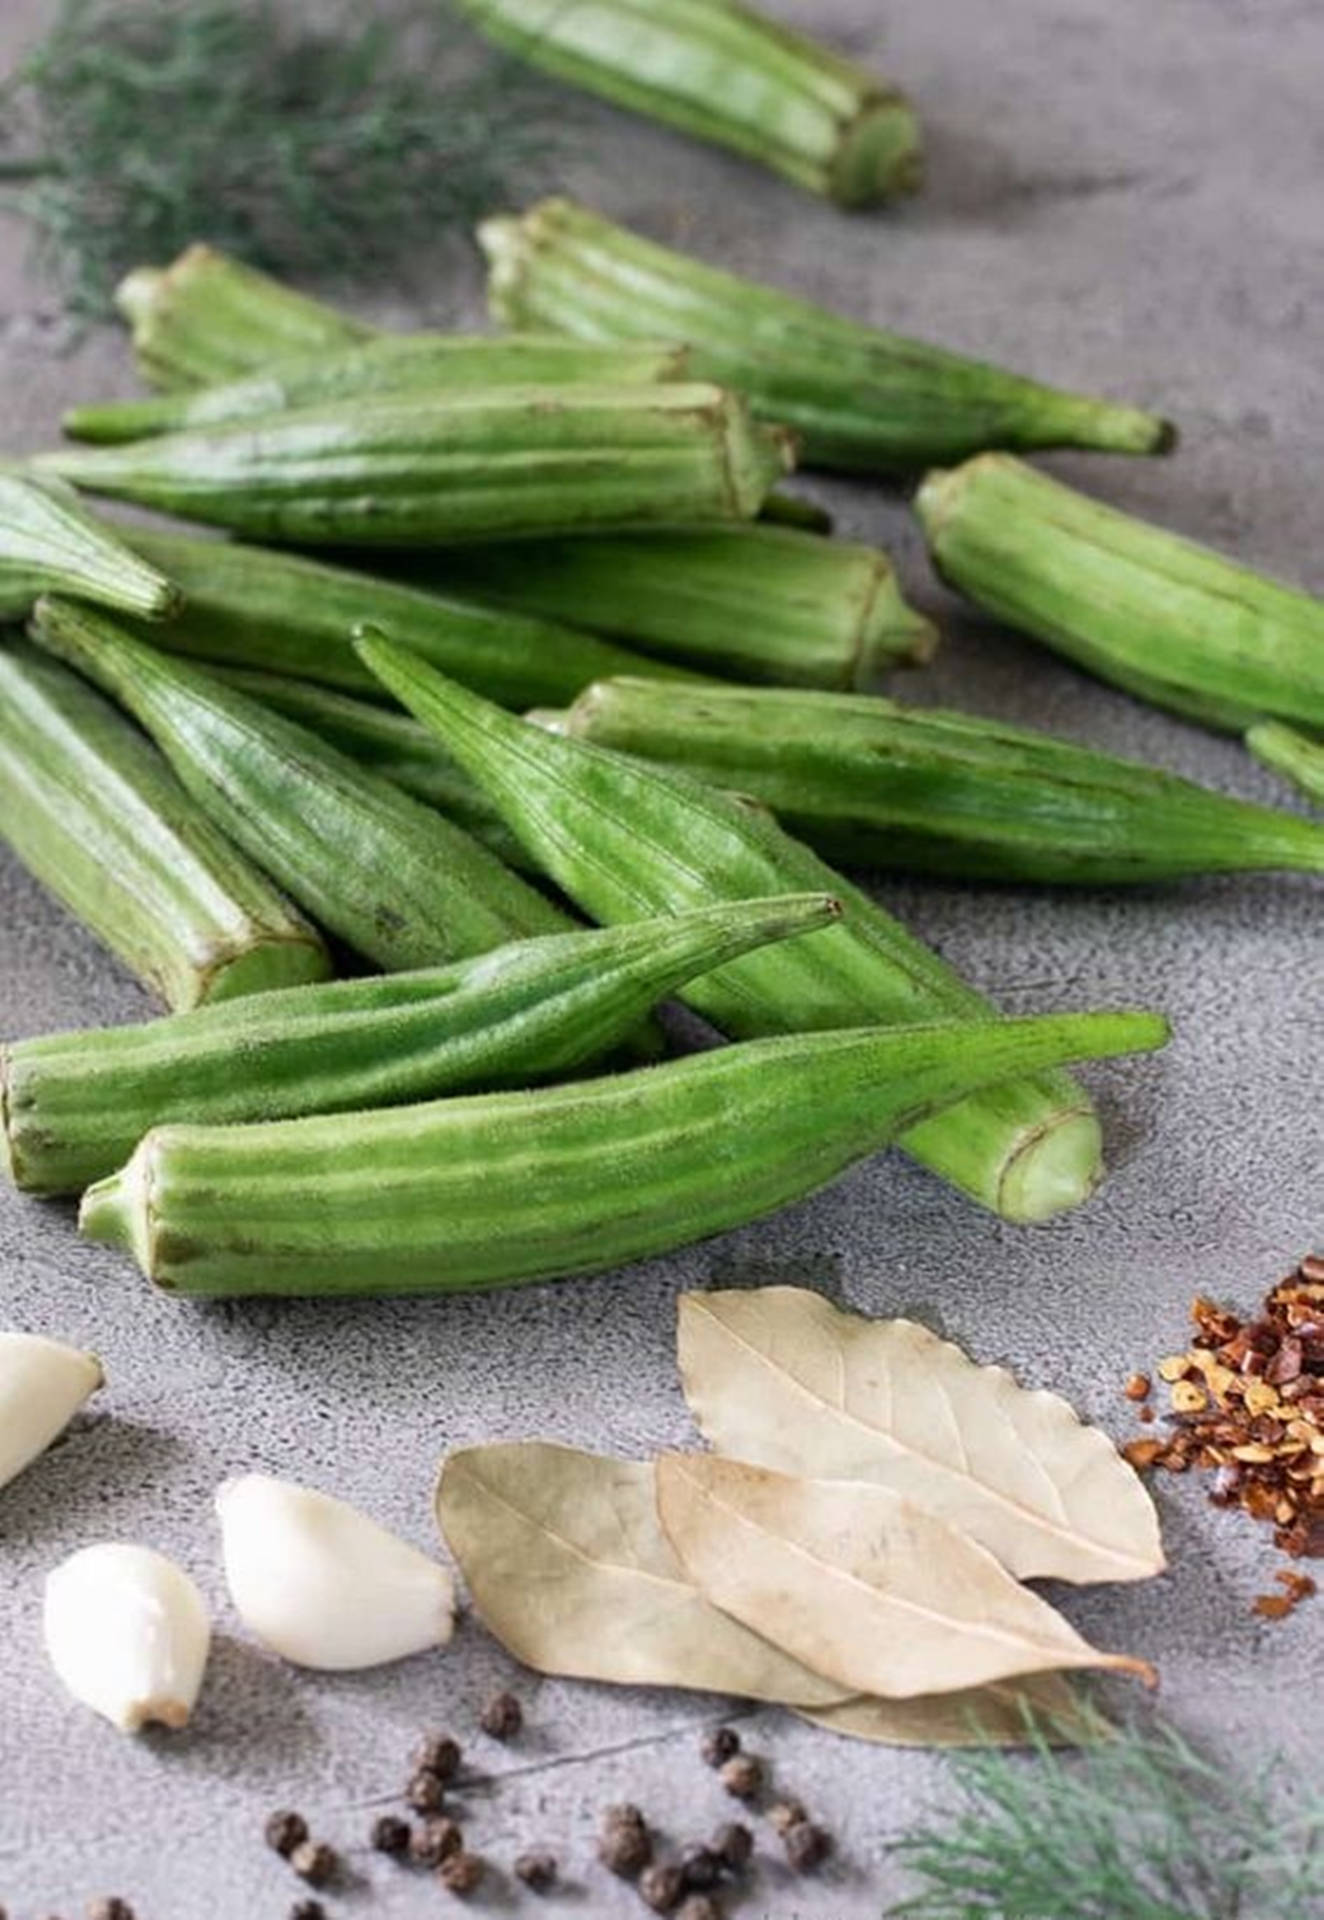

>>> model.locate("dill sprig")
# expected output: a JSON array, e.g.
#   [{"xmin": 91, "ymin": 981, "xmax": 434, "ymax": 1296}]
[
  {"xmin": 0, "ymin": 0, "xmax": 563, "ymax": 317},
  {"xmin": 892, "ymin": 1719, "xmax": 1324, "ymax": 1919}
]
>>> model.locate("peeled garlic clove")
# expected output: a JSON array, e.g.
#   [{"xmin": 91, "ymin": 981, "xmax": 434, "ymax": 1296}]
[
  {"xmin": 217, "ymin": 1472, "xmax": 455, "ymax": 1671},
  {"xmin": 44, "ymin": 1543, "xmax": 211, "ymax": 1732},
  {"xmin": 0, "ymin": 1331, "xmax": 103, "ymax": 1491}
]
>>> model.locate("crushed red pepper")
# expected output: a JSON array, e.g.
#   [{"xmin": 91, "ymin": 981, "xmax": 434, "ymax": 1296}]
[{"xmin": 1124, "ymin": 1255, "xmax": 1324, "ymax": 1612}]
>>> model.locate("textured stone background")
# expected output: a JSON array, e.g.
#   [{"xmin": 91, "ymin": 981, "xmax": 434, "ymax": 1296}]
[{"xmin": 1, "ymin": 1, "xmax": 1321, "ymax": 1913}]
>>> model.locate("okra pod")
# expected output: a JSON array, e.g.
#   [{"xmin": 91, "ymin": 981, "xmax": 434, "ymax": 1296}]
[
  {"xmin": 479, "ymin": 199, "xmax": 1173, "ymax": 472},
  {"xmin": 63, "ymin": 336, "xmax": 690, "ymax": 444},
  {"xmin": 119, "ymin": 528, "xmax": 693, "ymax": 712},
  {"xmin": 0, "ymin": 472, "xmax": 179, "ymax": 622},
  {"xmin": 453, "ymin": 0, "xmax": 921, "ymax": 207},
  {"xmin": 541, "ymin": 678, "xmax": 1324, "ymax": 882},
  {"xmin": 1245, "ymin": 723, "xmax": 1324, "ymax": 805},
  {"xmin": 116, "ymin": 245, "xmax": 372, "ymax": 392},
  {"xmin": 0, "ymin": 644, "xmax": 328, "ymax": 1009},
  {"xmin": 30, "ymin": 600, "xmax": 573, "ymax": 973},
  {"xmin": 4, "ymin": 896, "xmax": 835, "ymax": 1195},
  {"xmin": 358, "ymin": 638, "xmax": 1121, "ymax": 1225},
  {"xmin": 917, "ymin": 456, "xmax": 1324, "ymax": 734},
  {"xmin": 80, "ymin": 1009, "xmax": 1167, "ymax": 1298},
  {"xmin": 213, "ymin": 669, "xmax": 536, "ymax": 874},
  {"xmin": 408, "ymin": 524, "xmax": 936, "ymax": 688},
  {"xmin": 35, "ymin": 385, "xmax": 793, "ymax": 546}
]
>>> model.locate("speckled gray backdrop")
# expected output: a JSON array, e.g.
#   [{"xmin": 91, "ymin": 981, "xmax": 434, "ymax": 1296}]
[{"xmin": 1, "ymin": 0, "xmax": 1321, "ymax": 1913}]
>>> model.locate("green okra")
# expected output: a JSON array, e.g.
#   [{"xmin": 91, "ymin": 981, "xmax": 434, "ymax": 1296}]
[
  {"xmin": 0, "ymin": 643, "xmax": 328, "ymax": 1010},
  {"xmin": 540, "ymin": 678, "xmax": 1324, "ymax": 883},
  {"xmin": 760, "ymin": 491, "xmax": 832, "ymax": 535},
  {"xmin": 479, "ymin": 199, "xmax": 1174, "ymax": 473},
  {"xmin": 407, "ymin": 523, "xmax": 935, "ymax": 688},
  {"xmin": 213, "ymin": 669, "xmax": 536, "ymax": 875},
  {"xmin": 34, "ymin": 384, "xmax": 793, "ymax": 546},
  {"xmin": 0, "ymin": 471, "xmax": 179, "ymax": 622},
  {"xmin": 453, "ymin": 0, "xmax": 921, "ymax": 208},
  {"xmin": 116, "ymin": 244, "xmax": 373, "ymax": 392},
  {"xmin": 30, "ymin": 599, "xmax": 573, "ymax": 973},
  {"xmin": 917, "ymin": 455, "xmax": 1324, "ymax": 734},
  {"xmin": 1245, "ymin": 722, "xmax": 1324, "ymax": 805},
  {"xmin": 80, "ymin": 1008, "xmax": 1168, "ymax": 1297},
  {"xmin": 118, "ymin": 528, "xmax": 694, "ymax": 712},
  {"xmin": 4, "ymin": 895, "xmax": 835, "ymax": 1196},
  {"xmin": 357, "ymin": 636, "xmax": 1127, "ymax": 1225},
  {"xmin": 63, "ymin": 335, "xmax": 691, "ymax": 444}
]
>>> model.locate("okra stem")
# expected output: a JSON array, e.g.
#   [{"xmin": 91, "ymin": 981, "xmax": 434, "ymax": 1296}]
[{"xmin": 80, "ymin": 1010, "xmax": 1168, "ymax": 1298}]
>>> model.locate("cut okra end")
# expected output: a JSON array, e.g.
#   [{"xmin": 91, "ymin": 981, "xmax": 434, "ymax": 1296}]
[
  {"xmin": 830, "ymin": 94, "xmax": 924, "ymax": 207},
  {"xmin": 995, "ymin": 1107, "xmax": 1104, "ymax": 1226}
]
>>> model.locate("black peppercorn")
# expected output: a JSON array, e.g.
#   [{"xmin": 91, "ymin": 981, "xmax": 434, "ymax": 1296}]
[
  {"xmin": 370, "ymin": 1811, "xmax": 412, "ymax": 1856},
  {"xmin": 410, "ymin": 1816, "xmax": 463, "ymax": 1868},
  {"xmin": 783, "ymin": 1821, "xmax": 832, "ymax": 1873},
  {"xmin": 87, "ymin": 1903, "xmax": 136, "ymax": 1920},
  {"xmin": 289, "ymin": 1840, "xmax": 338, "ymax": 1887},
  {"xmin": 264, "ymin": 1810, "xmax": 309, "ymax": 1857},
  {"xmin": 288, "ymin": 1904, "xmax": 326, "ymax": 1920},
  {"xmin": 677, "ymin": 1899, "xmax": 723, "ymax": 1920},
  {"xmin": 479, "ymin": 1689, "xmax": 523, "ymax": 1740},
  {"xmin": 768, "ymin": 1797, "xmax": 807, "ymax": 1836},
  {"xmin": 598, "ymin": 1818, "xmax": 652, "ymax": 1878},
  {"xmin": 700, "ymin": 1726, "xmax": 740, "ymax": 1768},
  {"xmin": 679, "ymin": 1844, "xmax": 721, "ymax": 1891},
  {"xmin": 514, "ymin": 1849, "xmax": 558, "ymax": 1892},
  {"xmin": 638, "ymin": 1862, "xmax": 686, "ymax": 1913},
  {"xmin": 719, "ymin": 1753, "xmax": 762, "ymax": 1801},
  {"xmin": 438, "ymin": 1849, "xmax": 485, "ymax": 1895},
  {"xmin": 413, "ymin": 1733, "xmax": 462, "ymax": 1782},
  {"xmin": 711, "ymin": 1822, "xmax": 753, "ymax": 1874},
  {"xmin": 406, "ymin": 1767, "xmax": 447, "ymax": 1814},
  {"xmin": 605, "ymin": 1803, "xmax": 648, "ymax": 1832}
]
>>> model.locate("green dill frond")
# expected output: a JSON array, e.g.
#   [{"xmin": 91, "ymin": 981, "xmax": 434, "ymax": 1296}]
[
  {"xmin": 891, "ymin": 1718, "xmax": 1324, "ymax": 1919},
  {"xmin": 0, "ymin": 0, "xmax": 564, "ymax": 316}
]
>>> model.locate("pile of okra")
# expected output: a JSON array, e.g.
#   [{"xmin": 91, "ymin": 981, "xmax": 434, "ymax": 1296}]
[{"xmin": 2, "ymin": 186, "xmax": 1321, "ymax": 1302}]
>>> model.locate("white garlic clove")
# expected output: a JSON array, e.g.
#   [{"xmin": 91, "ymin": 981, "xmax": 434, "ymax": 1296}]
[
  {"xmin": 217, "ymin": 1472, "xmax": 455, "ymax": 1671},
  {"xmin": 0, "ymin": 1331, "xmax": 103, "ymax": 1492},
  {"xmin": 44, "ymin": 1543, "xmax": 211, "ymax": 1732}
]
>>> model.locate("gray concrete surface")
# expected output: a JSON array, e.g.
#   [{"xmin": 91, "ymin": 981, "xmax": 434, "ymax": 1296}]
[{"xmin": 1, "ymin": 0, "xmax": 1321, "ymax": 1913}]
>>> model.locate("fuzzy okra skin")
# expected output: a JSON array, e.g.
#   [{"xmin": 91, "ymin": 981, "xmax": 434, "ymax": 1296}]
[
  {"xmin": 408, "ymin": 524, "xmax": 936, "ymax": 689},
  {"xmin": 541, "ymin": 679, "xmax": 1324, "ymax": 882},
  {"xmin": 0, "ymin": 645, "xmax": 328, "ymax": 1009},
  {"xmin": 359, "ymin": 639, "xmax": 1120, "ymax": 1225},
  {"xmin": 479, "ymin": 199, "xmax": 1173, "ymax": 473},
  {"xmin": 0, "ymin": 472, "xmax": 179, "ymax": 622},
  {"xmin": 119, "ymin": 528, "xmax": 690, "ymax": 712},
  {"xmin": 453, "ymin": 0, "xmax": 921, "ymax": 207},
  {"xmin": 1245, "ymin": 722, "xmax": 1324, "ymax": 804},
  {"xmin": 34, "ymin": 384, "xmax": 793, "ymax": 546},
  {"xmin": 63, "ymin": 336, "xmax": 691, "ymax": 444},
  {"xmin": 116, "ymin": 246, "xmax": 373, "ymax": 392},
  {"xmin": 918, "ymin": 456, "xmax": 1324, "ymax": 734},
  {"xmin": 30, "ymin": 600, "xmax": 573, "ymax": 973},
  {"xmin": 80, "ymin": 1009, "xmax": 1167, "ymax": 1298},
  {"xmin": 212, "ymin": 670, "xmax": 535, "ymax": 875},
  {"xmin": 4, "ymin": 895, "xmax": 836, "ymax": 1196}
]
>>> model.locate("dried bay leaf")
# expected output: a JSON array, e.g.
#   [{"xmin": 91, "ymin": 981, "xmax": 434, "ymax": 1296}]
[
  {"xmin": 678, "ymin": 1288, "xmax": 1164, "ymax": 1584},
  {"xmin": 655, "ymin": 1454, "xmax": 1156, "ymax": 1698},
  {"xmin": 435, "ymin": 1442, "xmax": 850, "ymax": 1707},
  {"xmin": 800, "ymin": 1674, "xmax": 1110, "ymax": 1748}
]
